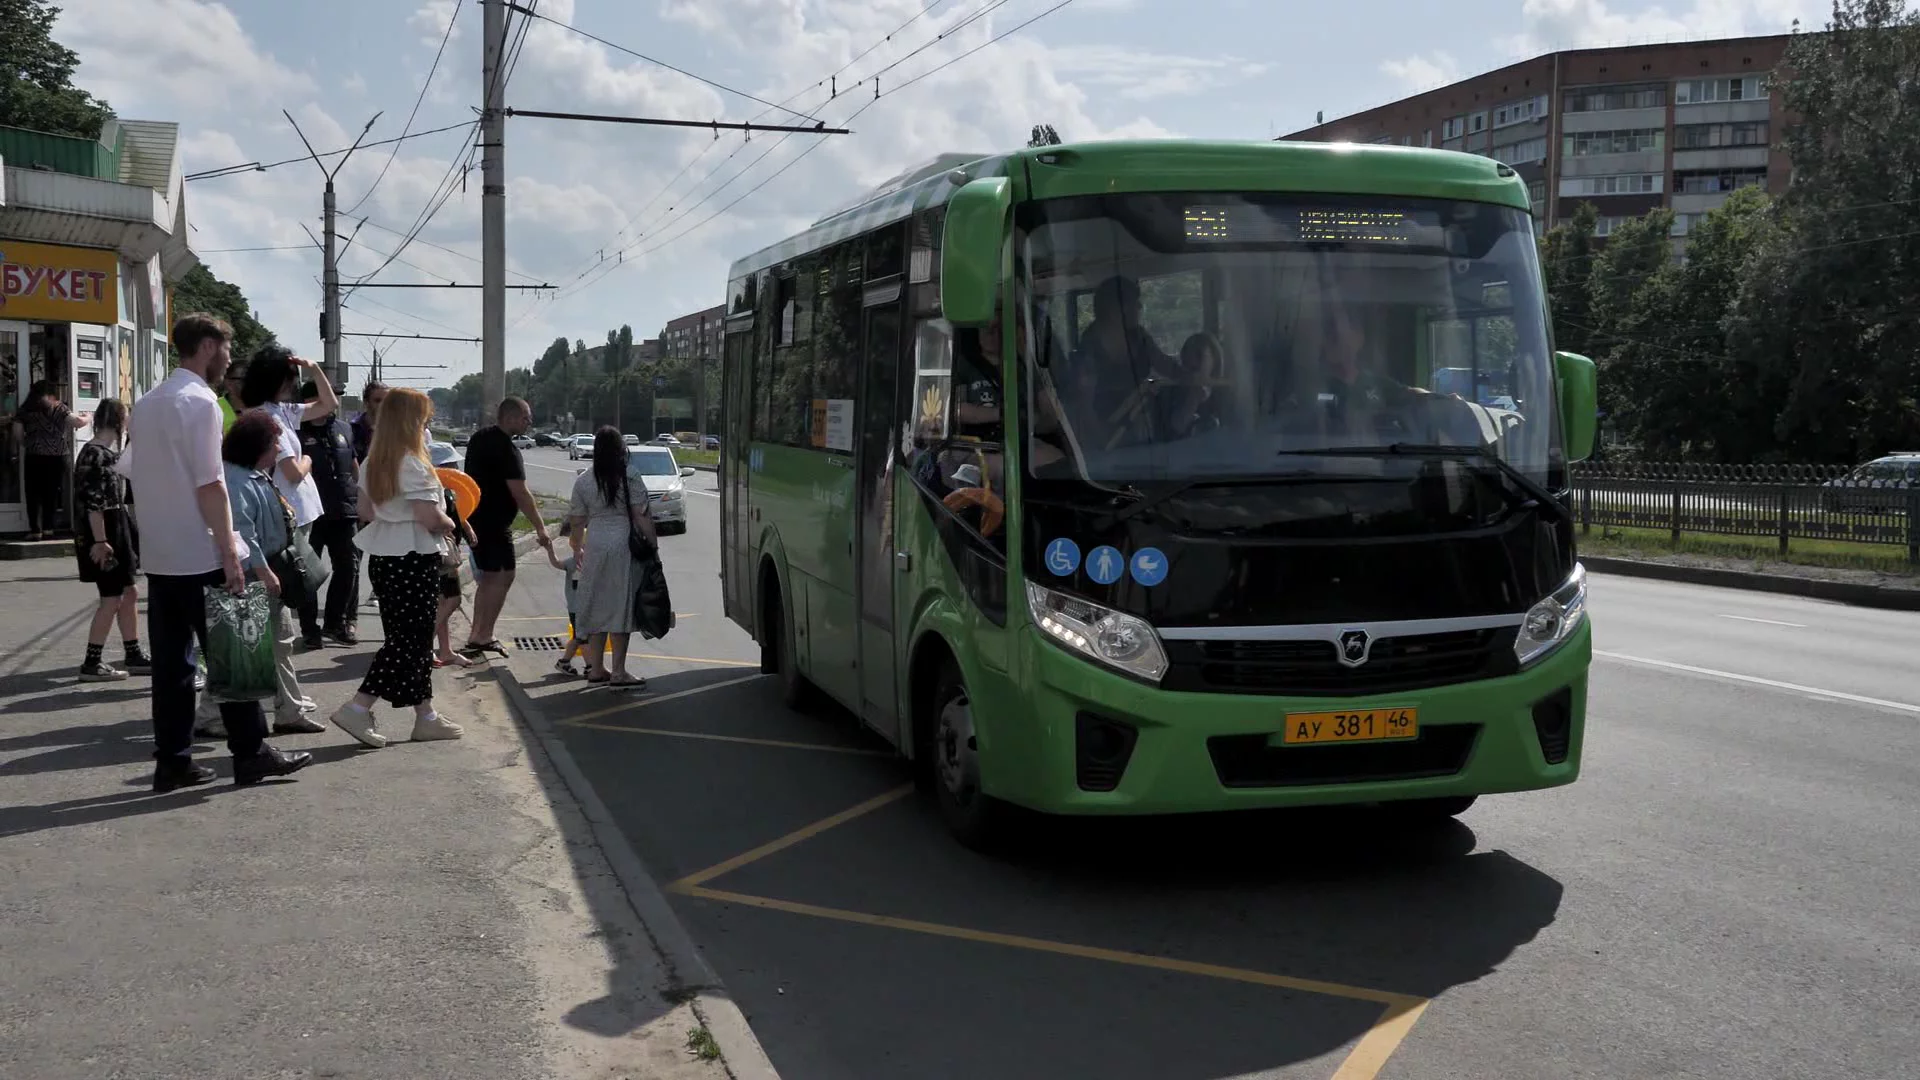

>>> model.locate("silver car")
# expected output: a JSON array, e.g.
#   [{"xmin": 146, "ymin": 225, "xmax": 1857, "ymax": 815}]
[{"xmin": 630, "ymin": 447, "xmax": 695, "ymax": 534}]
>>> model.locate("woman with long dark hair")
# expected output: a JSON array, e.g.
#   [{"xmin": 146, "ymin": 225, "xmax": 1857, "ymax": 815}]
[
  {"xmin": 564, "ymin": 427, "xmax": 658, "ymax": 689},
  {"xmin": 72, "ymin": 397, "xmax": 147, "ymax": 680},
  {"xmin": 15, "ymin": 379, "xmax": 90, "ymax": 539}
]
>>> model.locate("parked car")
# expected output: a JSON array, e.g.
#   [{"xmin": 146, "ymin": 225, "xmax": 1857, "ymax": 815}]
[
  {"xmin": 451, "ymin": 431, "xmax": 471, "ymax": 447},
  {"xmin": 1821, "ymin": 453, "xmax": 1920, "ymax": 514},
  {"xmin": 534, "ymin": 430, "xmax": 565, "ymax": 447},
  {"xmin": 649, "ymin": 433, "xmax": 683, "ymax": 448},
  {"xmin": 622, "ymin": 433, "xmax": 640, "ymax": 448},
  {"xmin": 566, "ymin": 434, "xmax": 596, "ymax": 460},
  {"xmin": 631, "ymin": 447, "xmax": 697, "ymax": 535},
  {"xmin": 703, "ymin": 435, "xmax": 720, "ymax": 450},
  {"xmin": 511, "ymin": 433, "xmax": 535, "ymax": 450}
]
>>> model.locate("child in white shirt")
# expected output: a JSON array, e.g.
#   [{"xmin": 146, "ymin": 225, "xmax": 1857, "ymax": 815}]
[{"xmin": 547, "ymin": 520, "xmax": 588, "ymax": 676}]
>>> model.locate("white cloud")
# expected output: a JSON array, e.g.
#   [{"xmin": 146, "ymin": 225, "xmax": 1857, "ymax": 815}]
[
  {"xmin": 1380, "ymin": 52, "xmax": 1459, "ymax": 93},
  {"xmin": 56, "ymin": 0, "xmax": 314, "ymax": 113},
  {"xmin": 344, "ymin": 72, "xmax": 369, "ymax": 95},
  {"xmin": 1503, "ymin": 0, "xmax": 1823, "ymax": 56},
  {"xmin": 1052, "ymin": 45, "xmax": 1272, "ymax": 102}
]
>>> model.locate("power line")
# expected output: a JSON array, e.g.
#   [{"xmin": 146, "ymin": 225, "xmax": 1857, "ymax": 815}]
[
  {"xmin": 345, "ymin": 0, "xmax": 462, "ymax": 215},
  {"xmin": 184, "ymin": 120, "xmax": 476, "ymax": 181},
  {"xmin": 506, "ymin": 2, "xmax": 822, "ymax": 124}
]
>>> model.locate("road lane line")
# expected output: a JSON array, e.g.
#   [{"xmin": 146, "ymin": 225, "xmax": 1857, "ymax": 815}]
[
  {"xmin": 669, "ymin": 785, "xmax": 914, "ymax": 889},
  {"xmin": 677, "ymin": 884, "xmax": 1427, "ymax": 1016},
  {"xmin": 566, "ymin": 672, "xmax": 767, "ymax": 724},
  {"xmin": 563, "ymin": 720, "xmax": 891, "ymax": 756},
  {"xmin": 1714, "ymin": 614, "xmax": 1806, "ymax": 628},
  {"xmin": 1595, "ymin": 651, "xmax": 1920, "ymax": 714},
  {"xmin": 1332, "ymin": 998, "xmax": 1433, "ymax": 1080}
]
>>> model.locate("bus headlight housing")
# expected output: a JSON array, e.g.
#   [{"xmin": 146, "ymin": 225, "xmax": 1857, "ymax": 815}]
[
  {"xmin": 1025, "ymin": 582, "xmax": 1168, "ymax": 683},
  {"xmin": 1514, "ymin": 563, "xmax": 1587, "ymax": 668}
]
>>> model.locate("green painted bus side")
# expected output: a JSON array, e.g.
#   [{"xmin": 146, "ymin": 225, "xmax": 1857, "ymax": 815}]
[{"xmin": 719, "ymin": 139, "xmax": 1589, "ymax": 834}]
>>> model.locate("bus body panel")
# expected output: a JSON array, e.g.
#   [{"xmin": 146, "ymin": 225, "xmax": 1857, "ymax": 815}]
[{"xmin": 750, "ymin": 444, "xmax": 861, "ymax": 709}]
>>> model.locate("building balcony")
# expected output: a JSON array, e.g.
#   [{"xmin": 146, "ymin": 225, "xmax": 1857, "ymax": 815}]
[{"xmin": 0, "ymin": 120, "xmax": 194, "ymax": 278}]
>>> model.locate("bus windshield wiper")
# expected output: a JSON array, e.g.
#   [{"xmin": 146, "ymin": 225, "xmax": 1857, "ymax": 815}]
[
  {"xmin": 1102, "ymin": 470, "xmax": 1347, "ymax": 529},
  {"xmin": 1276, "ymin": 443, "xmax": 1570, "ymax": 524}
]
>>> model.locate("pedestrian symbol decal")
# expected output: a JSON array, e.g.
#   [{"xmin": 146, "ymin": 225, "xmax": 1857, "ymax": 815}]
[
  {"xmin": 1044, "ymin": 538, "xmax": 1081, "ymax": 577},
  {"xmin": 1129, "ymin": 547, "xmax": 1168, "ymax": 587},
  {"xmin": 1086, "ymin": 545, "xmax": 1124, "ymax": 585}
]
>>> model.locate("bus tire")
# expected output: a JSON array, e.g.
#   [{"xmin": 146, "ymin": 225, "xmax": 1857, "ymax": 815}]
[
  {"xmin": 760, "ymin": 578, "xmax": 816, "ymax": 711},
  {"xmin": 925, "ymin": 656, "xmax": 1005, "ymax": 850},
  {"xmin": 1389, "ymin": 795, "xmax": 1477, "ymax": 820}
]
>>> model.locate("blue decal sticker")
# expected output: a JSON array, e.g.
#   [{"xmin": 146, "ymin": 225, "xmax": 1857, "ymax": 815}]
[
  {"xmin": 1129, "ymin": 547, "xmax": 1168, "ymax": 587},
  {"xmin": 1043, "ymin": 538, "xmax": 1081, "ymax": 577},
  {"xmin": 1086, "ymin": 545, "xmax": 1124, "ymax": 585}
]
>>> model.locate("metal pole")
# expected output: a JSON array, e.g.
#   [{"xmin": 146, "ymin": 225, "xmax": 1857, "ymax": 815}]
[
  {"xmin": 480, "ymin": 0, "xmax": 508, "ymax": 417},
  {"xmin": 322, "ymin": 180, "xmax": 342, "ymax": 384}
]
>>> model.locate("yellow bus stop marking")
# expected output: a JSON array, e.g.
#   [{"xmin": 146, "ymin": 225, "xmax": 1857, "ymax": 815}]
[
  {"xmin": 663, "ymin": 785, "xmax": 1434, "ymax": 1079},
  {"xmin": 562, "ymin": 720, "xmax": 891, "ymax": 758}
]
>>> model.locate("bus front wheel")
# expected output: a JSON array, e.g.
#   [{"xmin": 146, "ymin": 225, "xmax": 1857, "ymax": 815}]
[
  {"xmin": 760, "ymin": 581, "xmax": 815, "ymax": 711},
  {"xmin": 926, "ymin": 658, "xmax": 1005, "ymax": 849}
]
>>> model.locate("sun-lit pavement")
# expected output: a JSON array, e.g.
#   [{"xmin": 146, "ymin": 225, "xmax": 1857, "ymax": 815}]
[
  {"xmin": 0, "ymin": 555, "xmax": 725, "ymax": 1080},
  {"xmin": 490, "ymin": 466, "xmax": 1920, "ymax": 1080}
]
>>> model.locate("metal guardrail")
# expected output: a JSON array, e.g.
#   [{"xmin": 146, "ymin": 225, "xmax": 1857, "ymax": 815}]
[{"xmin": 1566, "ymin": 461, "xmax": 1920, "ymax": 564}]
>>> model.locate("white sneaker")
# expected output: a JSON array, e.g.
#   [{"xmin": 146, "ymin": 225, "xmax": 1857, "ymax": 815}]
[
  {"xmin": 330, "ymin": 703, "xmax": 388, "ymax": 748},
  {"xmin": 410, "ymin": 712, "xmax": 464, "ymax": 742}
]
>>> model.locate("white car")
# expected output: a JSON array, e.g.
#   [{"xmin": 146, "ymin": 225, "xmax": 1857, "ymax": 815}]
[
  {"xmin": 566, "ymin": 434, "xmax": 596, "ymax": 460},
  {"xmin": 511, "ymin": 433, "xmax": 535, "ymax": 450},
  {"xmin": 630, "ymin": 447, "xmax": 696, "ymax": 534}
]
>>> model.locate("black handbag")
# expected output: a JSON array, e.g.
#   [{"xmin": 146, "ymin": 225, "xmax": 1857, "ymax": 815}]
[
  {"xmin": 621, "ymin": 473, "xmax": 657, "ymax": 562},
  {"xmin": 263, "ymin": 478, "xmax": 328, "ymax": 602}
]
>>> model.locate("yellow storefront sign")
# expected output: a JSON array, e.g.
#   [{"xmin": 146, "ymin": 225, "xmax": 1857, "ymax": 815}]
[{"xmin": 0, "ymin": 240, "xmax": 119, "ymax": 324}]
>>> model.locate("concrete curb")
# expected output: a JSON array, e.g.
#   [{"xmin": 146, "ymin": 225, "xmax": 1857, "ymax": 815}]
[
  {"xmin": 493, "ymin": 668, "xmax": 780, "ymax": 1080},
  {"xmin": 1584, "ymin": 554, "xmax": 1920, "ymax": 611}
]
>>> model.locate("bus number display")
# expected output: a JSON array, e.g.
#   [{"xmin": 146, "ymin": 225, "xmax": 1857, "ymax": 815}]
[{"xmin": 1183, "ymin": 205, "xmax": 1418, "ymax": 246}]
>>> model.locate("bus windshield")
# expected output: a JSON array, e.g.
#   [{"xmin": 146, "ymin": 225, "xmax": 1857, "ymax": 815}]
[{"xmin": 1015, "ymin": 192, "xmax": 1556, "ymax": 490}]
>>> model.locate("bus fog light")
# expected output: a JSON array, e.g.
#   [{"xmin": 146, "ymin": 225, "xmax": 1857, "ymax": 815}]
[
  {"xmin": 1515, "ymin": 563, "xmax": 1587, "ymax": 668},
  {"xmin": 1025, "ymin": 582, "xmax": 1168, "ymax": 683}
]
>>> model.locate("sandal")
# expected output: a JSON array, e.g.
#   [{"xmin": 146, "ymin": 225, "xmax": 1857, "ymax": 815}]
[
  {"xmin": 437, "ymin": 652, "xmax": 475, "ymax": 668},
  {"xmin": 608, "ymin": 675, "xmax": 648, "ymax": 692},
  {"xmin": 553, "ymin": 658, "xmax": 578, "ymax": 677},
  {"xmin": 584, "ymin": 670, "xmax": 610, "ymax": 685},
  {"xmin": 459, "ymin": 640, "xmax": 507, "ymax": 660}
]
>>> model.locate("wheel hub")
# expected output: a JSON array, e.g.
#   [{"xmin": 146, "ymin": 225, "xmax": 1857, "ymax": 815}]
[{"xmin": 934, "ymin": 692, "xmax": 977, "ymax": 798}]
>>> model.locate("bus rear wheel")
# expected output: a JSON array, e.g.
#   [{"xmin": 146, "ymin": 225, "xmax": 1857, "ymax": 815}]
[
  {"xmin": 760, "ymin": 580, "xmax": 815, "ymax": 711},
  {"xmin": 925, "ymin": 658, "xmax": 1004, "ymax": 850}
]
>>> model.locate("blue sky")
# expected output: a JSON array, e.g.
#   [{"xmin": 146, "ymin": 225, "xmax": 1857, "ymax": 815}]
[{"xmin": 55, "ymin": 0, "xmax": 1819, "ymax": 396}]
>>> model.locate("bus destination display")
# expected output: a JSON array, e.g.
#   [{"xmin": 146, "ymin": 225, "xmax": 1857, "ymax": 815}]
[{"xmin": 1183, "ymin": 205, "xmax": 1418, "ymax": 245}]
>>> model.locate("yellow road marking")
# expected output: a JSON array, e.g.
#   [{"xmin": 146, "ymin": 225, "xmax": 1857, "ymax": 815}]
[
  {"xmin": 627, "ymin": 652, "xmax": 757, "ymax": 668},
  {"xmin": 670, "ymin": 785, "xmax": 915, "ymax": 890},
  {"xmin": 562, "ymin": 720, "xmax": 891, "ymax": 757},
  {"xmin": 564, "ymin": 673, "xmax": 767, "ymax": 724},
  {"xmin": 499, "ymin": 613, "xmax": 699, "ymax": 622},
  {"xmin": 661, "ymin": 785, "xmax": 1433, "ymax": 1079}
]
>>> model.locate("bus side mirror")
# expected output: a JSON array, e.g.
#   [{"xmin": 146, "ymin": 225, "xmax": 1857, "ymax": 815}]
[
  {"xmin": 1555, "ymin": 351, "xmax": 1596, "ymax": 463},
  {"xmin": 941, "ymin": 177, "xmax": 1011, "ymax": 328}
]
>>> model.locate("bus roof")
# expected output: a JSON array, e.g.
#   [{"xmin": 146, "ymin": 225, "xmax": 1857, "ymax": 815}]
[{"xmin": 725, "ymin": 139, "xmax": 1531, "ymax": 282}]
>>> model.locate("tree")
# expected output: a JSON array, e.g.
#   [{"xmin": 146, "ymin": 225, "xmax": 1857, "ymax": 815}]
[
  {"xmin": 1027, "ymin": 123, "xmax": 1062, "ymax": 147},
  {"xmin": 0, "ymin": 0, "xmax": 113, "ymax": 138},
  {"xmin": 170, "ymin": 263, "xmax": 276, "ymax": 361},
  {"xmin": 1540, "ymin": 202, "xmax": 1599, "ymax": 359},
  {"xmin": 1726, "ymin": 0, "xmax": 1920, "ymax": 462}
]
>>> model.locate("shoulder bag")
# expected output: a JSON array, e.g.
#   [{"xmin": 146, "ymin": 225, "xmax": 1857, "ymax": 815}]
[
  {"xmin": 263, "ymin": 477, "xmax": 328, "ymax": 602},
  {"xmin": 620, "ymin": 472, "xmax": 657, "ymax": 563}
]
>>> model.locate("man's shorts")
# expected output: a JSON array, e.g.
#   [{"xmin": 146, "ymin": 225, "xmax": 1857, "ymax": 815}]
[{"xmin": 470, "ymin": 528, "xmax": 517, "ymax": 574}]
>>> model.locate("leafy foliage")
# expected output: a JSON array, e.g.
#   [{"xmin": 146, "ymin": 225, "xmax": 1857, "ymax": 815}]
[
  {"xmin": 1027, "ymin": 123, "xmax": 1062, "ymax": 147},
  {"xmin": 0, "ymin": 0, "xmax": 113, "ymax": 137}
]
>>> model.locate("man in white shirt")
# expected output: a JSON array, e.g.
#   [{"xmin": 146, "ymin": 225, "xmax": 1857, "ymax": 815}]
[{"xmin": 129, "ymin": 314, "xmax": 314, "ymax": 792}]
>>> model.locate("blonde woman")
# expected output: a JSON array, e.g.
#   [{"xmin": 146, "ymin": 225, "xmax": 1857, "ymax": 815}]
[{"xmin": 334, "ymin": 388, "xmax": 463, "ymax": 747}]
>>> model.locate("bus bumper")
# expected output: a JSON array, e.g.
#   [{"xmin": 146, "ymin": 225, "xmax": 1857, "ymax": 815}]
[{"xmin": 982, "ymin": 621, "xmax": 1591, "ymax": 816}]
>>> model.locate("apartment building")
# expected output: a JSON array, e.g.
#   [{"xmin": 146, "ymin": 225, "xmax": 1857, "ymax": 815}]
[
  {"xmin": 1279, "ymin": 34, "xmax": 1794, "ymax": 250},
  {"xmin": 659, "ymin": 303, "xmax": 726, "ymax": 362}
]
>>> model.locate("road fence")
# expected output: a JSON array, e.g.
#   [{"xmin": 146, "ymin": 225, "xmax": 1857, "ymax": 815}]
[{"xmin": 1566, "ymin": 461, "xmax": 1919, "ymax": 564}]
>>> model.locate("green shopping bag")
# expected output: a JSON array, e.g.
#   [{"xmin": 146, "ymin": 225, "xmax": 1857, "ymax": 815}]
[{"xmin": 203, "ymin": 581, "xmax": 278, "ymax": 702}]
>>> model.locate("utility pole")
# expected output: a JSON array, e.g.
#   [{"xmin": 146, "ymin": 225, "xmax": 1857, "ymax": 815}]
[
  {"xmin": 285, "ymin": 110, "xmax": 380, "ymax": 389},
  {"xmin": 480, "ymin": 0, "xmax": 508, "ymax": 417}
]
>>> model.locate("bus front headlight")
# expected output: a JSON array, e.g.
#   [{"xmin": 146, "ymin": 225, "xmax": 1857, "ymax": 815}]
[
  {"xmin": 1024, "ymin": 582, "xmax": 1168, "ymax": 683},
  {"xmin": 1514, "ymin": 563, "xmax": 1587, "ymax": 668}
]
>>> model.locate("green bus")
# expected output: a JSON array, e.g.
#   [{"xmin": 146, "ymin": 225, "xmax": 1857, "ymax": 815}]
[{"xmin": 718, "ymin": 139, "xmax": 1597, "ymax": 847}]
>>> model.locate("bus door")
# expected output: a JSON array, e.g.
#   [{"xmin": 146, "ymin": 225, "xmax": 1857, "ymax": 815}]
[
  {"xmin": 854, "ymin": 295, "xmax": 904, "ymax": 742},
  {"xmin": 720, "ymin": 328, "xmax": 752, "ymax": 625}
]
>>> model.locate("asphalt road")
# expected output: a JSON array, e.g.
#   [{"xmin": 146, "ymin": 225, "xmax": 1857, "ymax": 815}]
[{"xmin": 493, "ymin": 460, "xmax": 1920, "ymax": 1080}]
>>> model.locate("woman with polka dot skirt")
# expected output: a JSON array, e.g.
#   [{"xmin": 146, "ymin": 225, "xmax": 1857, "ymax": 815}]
[{"xmin": 332, "ymin": 388, "xmax": 463, "ymax": 747}]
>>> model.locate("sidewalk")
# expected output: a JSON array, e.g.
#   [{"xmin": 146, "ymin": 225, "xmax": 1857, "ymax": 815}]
[{"xmin": 0, "ymin": 560, "xmax": 731, "ymax": 1080}]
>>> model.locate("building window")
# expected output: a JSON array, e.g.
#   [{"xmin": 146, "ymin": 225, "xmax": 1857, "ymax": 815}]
[
  {"xmin": 1492, "ymin": 94, "xmax": 1548, "ymax": 128},
  {"xmin": 1562, "ymin": 128, "xmax": 1664, "ymax": 156},
  {"xmin": 1422, "ymin": 129, "xmax": 1434, "ymax": 147},
  {"xmin": 1673, "ymin": 168, "xmax": 1767, "ymax": 194},
  {"xmin": 1468, "ymin": 111, "xmax": 1487, "ymax": 133},
  {"xmin": 1557, "ymin": 173, "xmax": 1662, "ymax": 196},
  {"xmin": 1561, "ymin": 82, "xmax": 1667, "ymax": 112},
  {"xmin": 1592, "ymin": 214, "xmax": 1636, "ymax": 237},
  {"xmin": 1442, "ymin": 116, "xmax": 1465, "ymax": 140},
  {"xmin": 1674, "ymin": 121, "xmax": 1769, "ymax": 149},
  {"xmin": 1492, "ymin": 136, "xmax": 1547, "ymax": 165},
  {"xmin": 1676, "ymin": 75, "xmax": 1768, "ymax": 104},
  {"xmin": 1528, "ymin": 179, "xmax": 1547, "ymax": 206}
]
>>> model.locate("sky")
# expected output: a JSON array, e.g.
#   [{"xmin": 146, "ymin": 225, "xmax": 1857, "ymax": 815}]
[{"xmin": 53, "ymin": 0, "xmax": 1826, "ymax": 395}]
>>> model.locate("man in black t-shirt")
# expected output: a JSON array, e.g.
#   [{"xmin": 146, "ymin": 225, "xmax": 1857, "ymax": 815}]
[{"xmin": 460, "ymin": 396, "xmax": 552, "ymax": 657}]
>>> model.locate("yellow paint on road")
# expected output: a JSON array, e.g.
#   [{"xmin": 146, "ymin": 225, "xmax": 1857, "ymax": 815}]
[
  {"xmin": 669, "ymin": 785, "xmax": 915, "ymax": 890},
  {"xmin": 563, "ymin": 672, "xmax": 768, "ymax": 725},
  {"xmin": 562, "ymin": 719, "xmax": 891, "ymax": 758}
]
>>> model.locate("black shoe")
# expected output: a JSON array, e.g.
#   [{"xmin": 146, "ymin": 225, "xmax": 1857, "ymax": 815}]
[
  {"xmin": 303, "ymin": 629, "xmax": 326, "ymax": 650},
  {"xmin": 122, "ymin": 647, "xmax": 153, "ymax": 675},
  {"xmin": 153, "ymin": 757, "xmax": 217, "ymax": 793},
  {"xmin": 232, "ymin": 745, "xmax": 315, "ymax": 787},
  {"xmin": 326, "ymin": 624, "xmax": 359, "ymax": 646}
]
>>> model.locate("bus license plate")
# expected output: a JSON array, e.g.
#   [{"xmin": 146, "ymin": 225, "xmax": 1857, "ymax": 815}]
[{"xmin": 1277, "ymin": 708, "xmax": 1419, "ymax": 746}]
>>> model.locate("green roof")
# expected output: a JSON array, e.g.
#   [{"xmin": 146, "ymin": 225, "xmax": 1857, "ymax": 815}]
[{"xmin": 726, "ymin": 138, "xmax": 1530, "ymax": 281}]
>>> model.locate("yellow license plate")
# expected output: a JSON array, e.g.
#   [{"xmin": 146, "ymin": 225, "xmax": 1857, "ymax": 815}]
[{"xmin": 1276, "ymin": 707, "xmax": 1419, "ymax": 746}]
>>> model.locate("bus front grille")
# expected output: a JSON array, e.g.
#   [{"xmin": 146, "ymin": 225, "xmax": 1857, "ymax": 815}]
[
  {"xmin": 1163, "ymin": 627, "xmax": 1516, "ymax": 696},
  {"xmin": 1207, "ymin": 725, "xmax": 1481, "ymax": 788}
]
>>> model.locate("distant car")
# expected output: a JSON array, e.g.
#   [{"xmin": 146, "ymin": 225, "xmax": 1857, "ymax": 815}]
[
  {"xmin": 511, "ymin": 433, "xmax": 535, "ymax": 450},
  {"xmin": 1821, "ymin": 453, "xmax": 1920, "ymax": 514},
  {"xmin": 649, "ymin": 433, "xmax": 682, "ymax": 448},
  {"xmin": 452, "ymin": 431, "xmax": 470, "ymax": 447},
  {"xmin": 566, "ymin": 434, "xmax": 595, "ymax": 460},
  {"xmin": 427, "ymin": 441, "xmax": 461, "ymax": 468},
  {"xmin": 703, "ymin": 435, "xmax": 720, "ymax": 450},
  {"xmin": 622, "ymin": 433, "xmax": 640, "ymax": 448},
  {"xmin": 534, "ymin": 431, "xmax": 563, "ymax": 447},
  {"xmin": 630, "ymin": 447, "xmax": 697, "ymax": 535}
]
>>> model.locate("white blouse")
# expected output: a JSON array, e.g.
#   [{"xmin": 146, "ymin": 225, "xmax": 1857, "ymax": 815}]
[{"xmin": 354, "ymin": 455, "xmax": 446, "ymax": 556}]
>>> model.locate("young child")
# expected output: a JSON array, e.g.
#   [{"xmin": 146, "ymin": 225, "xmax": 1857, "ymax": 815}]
[
  {"xmin": 434, "ymin": 486, "xmax": 480, "ymax": 669},
  {"xmin": 548, "ymin": 520, "xmax": 588, "ymax": 676}
]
